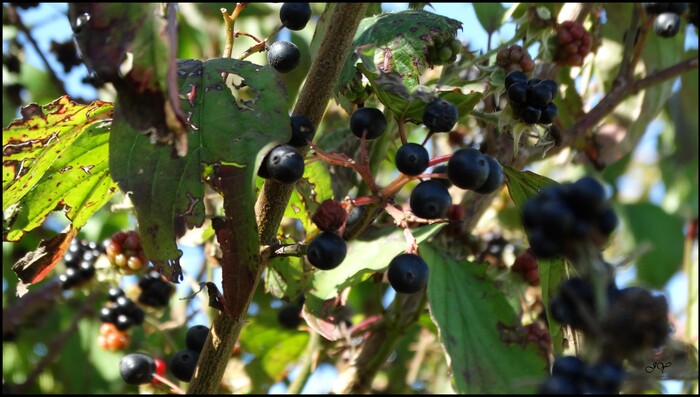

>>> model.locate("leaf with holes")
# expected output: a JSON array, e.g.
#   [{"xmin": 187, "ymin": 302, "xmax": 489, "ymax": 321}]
[
  {"xmin": 424, "ymin": 243, "xmax": 548, "ymax": 393},
  {"xmin": 337, "ymin": 9, "xmax": 462, "ymax": 96},
  {"xmin": 110, "ymin": 58, "xmax": 290, "ymax": 281},
  {"xmin": 3, "ymin": 96, "xmax": 115, "ymax": 242}
]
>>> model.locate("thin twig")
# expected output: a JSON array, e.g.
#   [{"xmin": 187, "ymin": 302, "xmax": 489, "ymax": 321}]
[
  {"xmin": 14, "ymin": 295, "xmax": 96, "ymax": 394},
  {"xmin": 8, "ymin": 6, "xmax": 67, "ymax": 95}
]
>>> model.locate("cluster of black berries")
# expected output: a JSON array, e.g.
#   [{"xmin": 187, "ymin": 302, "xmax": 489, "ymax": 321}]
[
  {"xmin": 100, "ymin": 287, "xmax": 145, "ymax": 331},
  {"xmin": 307, "ymin": 200, "xmax": 348, "ymax": 271},
  {"xmin": 169, "ymin": 325, "xmax": 209, "ymax": 382},
  {"xmin": 552, "ymin": 277, "xmax": 670, "ymax": 357},
  {"xmin": 59, "ymin": 238, "xmax": 102, "ymax": 290},
  {"xmin": 267, "ymin": 3, "xmax": 311, "ymax": 73},
  {"xmin": 643, "ymin": 3, "xmax": 689, "ymax": 37},
  {"xmin": 539, "ymin": 355, "xmax": 625, "ymax": 394},
  {"xmin": 505, "ymin": 71, "xmax": 559, "ymax": 125},
  {"xmin": 137, "ymin": 270, "xmax": 175, "ymax": 308},
  {"xmin": 119, "ymin": 353, "xmax": 167, "ymax": 386},
  {"xmin": 522, "ymin": 176, "xmax": 617, "ymax": 259},
  {"xmin": 425, "ymin": 37, "xmax": 461, "ymax": 66}
]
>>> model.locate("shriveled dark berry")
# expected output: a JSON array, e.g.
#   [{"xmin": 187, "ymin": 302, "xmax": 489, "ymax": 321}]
[
  {"xmin": 280, "ymin": 3, "xmax": 312, "ymax": 30},
  {"xmin": 350, "ymin": 107, "xmax": 387, "ymax": 140},
  {"xmin": 306, "ymin": 231, "xmax": 347, "ymax": 270},
  {"xmin": 387, "ymin": 253, "xmax": 429, "ymax": 294},
  {"xmin": 259, "ymin": 145, "xmax": 305, "ymax": 184},
  {"xmin": 409, "ymin": 180, "xmax": 452, "ymax": 220},
  {"xmin": 422, "ymin": 98, "xmax": 459, "ymax": 132},
  {"xmin": 170, "ymin": 349, "xmax": 200, "ymax": 382},
  {"xmin": 186, "ymin": 325, "xmax": 210, "ymax": 353},
  {"xmin": 288, "ymin": 115, "xmax": 315, "ymax": 147},
  {"xmin": 473, "ymin": 155, "xmax": 504, "ymax": 194},
  {"xmin": 395, "ymin": 143, "xmax": 430, "ymax": 176},
  {"xmin": 120, "ymin": 353, "xmax": 156, "ymax": 385},
  {"xmin": 447, "ymin": 148, "xmax": 489, "ymax": 190},
  {"xmin": 267, "ymin": 41, "xmax": 301, "ymax": 73},
  {"xmin": 654, "ymin": 12, "xmax": 681, "ymax": 37},
  {"xmin": 312, "ymin": 199, "xmax": 348, "ymax": 232}
]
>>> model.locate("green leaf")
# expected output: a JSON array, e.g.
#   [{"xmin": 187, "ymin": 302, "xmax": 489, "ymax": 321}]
[
  {"xmin": 473, "ymin": 3, "xmax": 506, "ymax": 34},
  {"xmin": 619, "ymin": 203, "xmax": 684, "ymax": 288},
  {"xmin": 337, "ymin": 9, "xmax": 463, "ymax": 93},
  {"xmin": 3, "ymin": 96, "xmax": 116, "ymax": 241},
  {"xmin": 110, "ymin": 58, "xmax": 289, "ymax": 279},
  {"xmin": 503, "ymin": 165, "xmax": 558, "ymax": 210},
  {"xmin": 424, "ymin": 243, "xmax": 548, "ymax": 393},
  {"xmin": 239, "ymin": 310, "xmax": 309, "ymax": 381},
  {"xmin": 308, "ymin": 223, "xmax": 445, "ymax": 302},
  {"xmin": 284, "ymin": 160, "xmax": 333, "ymax": 231}
]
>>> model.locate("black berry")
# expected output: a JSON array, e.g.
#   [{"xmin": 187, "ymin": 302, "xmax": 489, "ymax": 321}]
[
  {"xmin": 350, "ymin": 107, "xmax": 387, "ymax": 140},
  {"xmin": 259, "ymin": 145, "xmax": 305, "ymax": 184},
  {"xmin": 387, "ymin": 253, "xmax": 429, "ymax": 294},
  {"xmin": 518, "ymin": 105, "xmax": 542, "ymax": 124},
  {"xmin": 528, "ymin": 82, "xmax": 553, "ymax": 108},
  {"xmin": 186, "ymin": 325, "xmax": 210, "ymax": 353},
  {"xmin": 280, "ymin": 3, "xmax": 312, "ymax": 31},
  {"xmin": 170, "ymin": 349, "xmax": 200, "ymax": 382},
  {"xmin": 643, "ymin": 3, "xmax": 670, "ymax": 14},
  {"xmin": 306, "ymin": 231, "xmax": 347, "ymax": 270},
  {"xmin": 538, "ymin": 103, "xmax": 558, "ymax": 124},
  {"xmin": 395, "ymin": 143, "xmax": 430, "ymax": 176},
  {"xmin": 473, "ymin": 155, "xmax": 504, "ymax": 194},
  {"xmin": 120, "ymin": 353, "xmax": 155, "ymax": 385},
  {"xmin": 654, "ymin": 12, "xmax": 681, "ymax": 37},
  {"xmin": 288, "ymin": 115, "xmax": 315, "ymax": 147},
  {"xmin": 505, "ymin": 70, "xmax": 528, "ymax": 89},
  {"xmin": 447, "ymin": 148, "xmax": 490, "ymax": 190},
  {"xmin": 267, "ymin": 41, "xmax": 301, "ymax": 73},
  {"xmin": 278, "ymin": 304, "xmax": 303, "ymax": 329},
  {"xmin": 409, "ymin": 180, "xmax": 452, "ymax": 220},
  {"xmin": 507, "ymin": 82, "xmax": 528, "ymax": 105},
  {"xmin": 422, "ymin": 98, "xmax": 459, "ymax": 133}
]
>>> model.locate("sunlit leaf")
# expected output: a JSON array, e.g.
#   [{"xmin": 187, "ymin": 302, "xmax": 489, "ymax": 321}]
[
  {"xmin": 110, "ymin": 58, "xmax": 289, "ymax": 280},
  {"xmin": 3, "ymin": 96, "xmax": 115, "ymax": 242}
]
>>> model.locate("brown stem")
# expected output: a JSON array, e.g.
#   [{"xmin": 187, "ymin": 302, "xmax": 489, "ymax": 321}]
[
  {"xmin": 8, "ymin": 6, "xmax": 67, "ymax": 95},
  {"xmin": 13, "ymin": 296, "xmax": 95, "ymax": 394},
  {"xmin": 332, "ymin": 291, "xmax": 428, "ymax": 393},
  {"xmin": 188, "ymin": 4, "xmax": 369, "ymax": 393}
]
